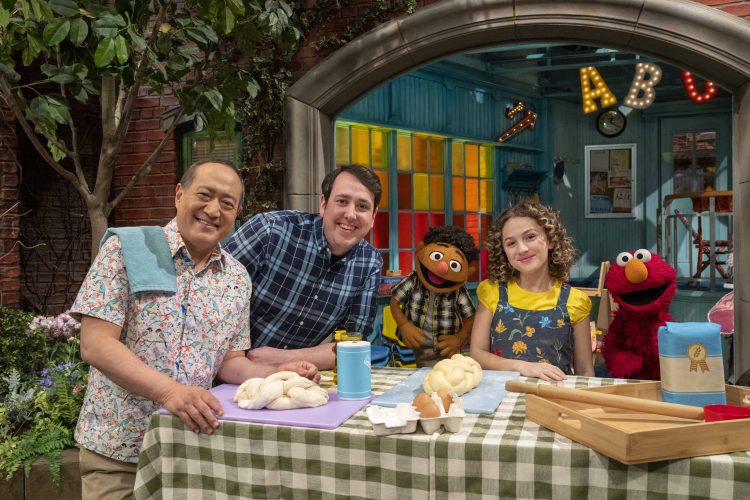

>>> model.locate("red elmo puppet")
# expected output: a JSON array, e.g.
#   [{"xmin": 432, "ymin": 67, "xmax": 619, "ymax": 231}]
[{"xmin": 601, "ymin": 249, "xmax": 676, "ymax": 380}]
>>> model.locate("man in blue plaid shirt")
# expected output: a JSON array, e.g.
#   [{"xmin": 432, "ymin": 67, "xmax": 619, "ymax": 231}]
[{"xmin": 225, "ymin": 165, "xmax": 383, "ymax": 369}]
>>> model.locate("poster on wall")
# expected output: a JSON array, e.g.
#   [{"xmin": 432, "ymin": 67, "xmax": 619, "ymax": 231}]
[{"xmin": 585, "ymin": 144, "xmax": 637, "ymax": 218}]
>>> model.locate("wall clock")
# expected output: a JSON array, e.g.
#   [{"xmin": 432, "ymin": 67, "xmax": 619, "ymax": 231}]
[{"xmin": 596, "ymin": 109, "xmax": 627, "ymax": 138}]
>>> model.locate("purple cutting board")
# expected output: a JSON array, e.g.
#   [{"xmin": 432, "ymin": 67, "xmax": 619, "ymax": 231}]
[{"xmin": 159, "ymin": 384, "xmax": 371, "ymax": 430}]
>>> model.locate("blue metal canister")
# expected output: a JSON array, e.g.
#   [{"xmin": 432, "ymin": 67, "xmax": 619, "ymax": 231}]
[{"xmin": 336, "ymin": 340, "xmax": 371, "ymax": 399}]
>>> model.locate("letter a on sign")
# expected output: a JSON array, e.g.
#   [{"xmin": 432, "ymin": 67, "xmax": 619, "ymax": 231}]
[{"xmin": 580, "ymin": 66, "xmax": 617, "ymax": 114}]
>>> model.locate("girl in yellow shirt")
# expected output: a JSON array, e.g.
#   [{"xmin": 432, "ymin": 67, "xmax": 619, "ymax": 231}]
[{"xmin": 470, "ymin": 201, "xmax": 595, "ymax": 380}]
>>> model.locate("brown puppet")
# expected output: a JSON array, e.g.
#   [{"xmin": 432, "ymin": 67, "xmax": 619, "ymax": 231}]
[{"xmin": 389, "ymin": 226, "xmax": 479, "ymax": 367}]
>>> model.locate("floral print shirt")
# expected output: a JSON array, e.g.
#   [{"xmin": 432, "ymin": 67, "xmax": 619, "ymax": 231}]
[{"xmin": 71, "ymin": 219, "xmax": 251, "ymax": 462}]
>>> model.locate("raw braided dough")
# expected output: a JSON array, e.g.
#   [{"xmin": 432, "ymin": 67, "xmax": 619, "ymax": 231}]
[
  {"xmin": 233, "ymin": 371, "xmax": 329, "ymax": 410},
  {"xmin": 422, "ymin": 354, "xmax": 483, "ymax": 396}
]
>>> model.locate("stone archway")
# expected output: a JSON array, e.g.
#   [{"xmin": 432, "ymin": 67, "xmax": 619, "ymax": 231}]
[{"xmin": 285, "ymin": 0, "xmax": 750, "ymax": 376}]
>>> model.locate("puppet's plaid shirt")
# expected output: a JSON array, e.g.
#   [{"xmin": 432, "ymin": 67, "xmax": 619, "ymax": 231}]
[{"xmin": 390, "ymin": 272, "xmax": 475, "ymax": 337}]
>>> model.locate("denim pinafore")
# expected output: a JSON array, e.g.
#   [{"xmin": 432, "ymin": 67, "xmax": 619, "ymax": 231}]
[{"xmin": 490, "ymin": 282, "xmax": 574, "ymax": 374}]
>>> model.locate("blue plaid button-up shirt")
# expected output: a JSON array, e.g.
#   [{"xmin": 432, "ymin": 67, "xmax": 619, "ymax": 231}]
[{"xmin": 225, "ymin": 210, "xmax": 383, "ymax": 348}]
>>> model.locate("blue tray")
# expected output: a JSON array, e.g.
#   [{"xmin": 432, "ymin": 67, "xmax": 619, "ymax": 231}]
[{"xmin": 371, "ymin": 368, "xmax": 519, "ymax": 414}]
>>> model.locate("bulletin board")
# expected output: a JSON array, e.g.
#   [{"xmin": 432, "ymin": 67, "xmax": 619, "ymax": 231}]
[{"xmin": 584, "ymin": 144, "xmax": 636, "ymax": 218}]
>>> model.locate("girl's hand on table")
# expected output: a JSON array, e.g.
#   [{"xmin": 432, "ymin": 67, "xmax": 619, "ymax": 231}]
[{"xmin": 519, "ymin": 361, "xmax": 567, "ymax": 382}]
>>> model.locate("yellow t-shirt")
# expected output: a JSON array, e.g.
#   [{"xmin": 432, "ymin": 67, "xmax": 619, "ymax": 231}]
[{"xmin": 477, "ymin": 280, "xmax": 592, "ymax": 325}]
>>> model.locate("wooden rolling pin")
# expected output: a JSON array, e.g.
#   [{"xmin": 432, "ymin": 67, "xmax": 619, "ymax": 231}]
[{"xmin": 505, "ymin": 380, "xmax": 705, "ymax": 421}]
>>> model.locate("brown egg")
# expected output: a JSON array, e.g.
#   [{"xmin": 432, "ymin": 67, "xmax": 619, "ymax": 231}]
[
  {"xmin": 436, "ymin": 389, "xmax": 452, "ymax": 412},
  {"xmin": 412, "ymin": 392, "xmax": 441, "ymax": 418},
  {"xmin": 412, "ymin": 392, "xmax": 432, "ymax": 408},
  {"xmin": 417, "ymin": 399, "xmax": 441, "ymax": 418}
]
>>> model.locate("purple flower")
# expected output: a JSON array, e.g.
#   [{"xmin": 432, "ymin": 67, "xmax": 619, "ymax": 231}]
[
  {"xmin": 40, "ymin": 368, "xmax": 49, "ymax": 377},
  {"xmin": 40, "ymin": 376, "xmax": 54, "ymax": 388}
]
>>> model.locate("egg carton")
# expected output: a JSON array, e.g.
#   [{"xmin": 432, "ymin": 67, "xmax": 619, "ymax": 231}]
[
  {"xmin": 416, "ymin": 393, "xmax": 466, "ymax": 434},
  {"xmin": 366, "ymin": 403, "xmax": 420, "ymax": 436}
]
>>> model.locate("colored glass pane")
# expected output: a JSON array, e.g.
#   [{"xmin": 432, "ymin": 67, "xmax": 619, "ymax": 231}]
[
  {"xmin": 452, "ymin": 142, "xmax": 464, "ymax": 175},
  {"xmin": 397, "ymin": 134, "xmax": 411, "ymax": 171},
  {"xmin": 480, "ymin": 179, "xmax": 493, "ymax": 212},
  {"xmin": 452, "ymin": 214, "xmax": 464, "ymax": 228},
  {"xmin": 413, "ymin": 173, "xmax": 429, "ymax": 210},
  {"xmin": 466, "ymin": 214, "xmax": 480, "ymax": 245},
  {"xmin": 452, "ymin": 178, "xmax": 465, "ymax": 211},
  {"xmin": 352, "ymin": 127, "xmax": 369, "ymax": 166},
  {"xmin": 399, "ymin": 251, "xmax": 414, "ymax": 275},
  {"xmin": 465, "ymin": 144, "xmax": 479, "ymax": 177},
  {"xmin": 414, "ymin": 213, "xmax": 429, "ymax": 243},
  {"xmin": 373, "ymin": 211, "xmax": 389, "ymax": 248},
  {"xmin": 431, "ymin": 213, "xmax": 445, "ymax": 227},
  {"xmin": 480, "ymin": 250, "xmax": 488, "ymax": 279},
  {"xmin": 413, "ymin": 135, "xmax": 428, "ymax": 173},
  {"xmin": 374, "ymin": 170, "xmax": 388, "ymax": 209},
  {"xmin": 371, "ymin": 130, "xmax": 385, "ymax": 169},
  {"xmin": 429, "ymin": 138, "xmax": 444, "ymax": 173},
  {"xmin": 466, "ymin": 179, "xmax": 479, "ymax": 211},
  {"xmin": 380, "ymin": 252, "xmax": 390, "ymax": 275},
  {"xmin": 397, "ymin": 173, "xmax": 412, "ymax": 209},
  {"xmin": 335, "ymin": 126, "xmax": 349, "ymax": 166},
  {"xmin": 480, "ymin": 214, "xmax": 492, "ymax": 246},
  {"xmin": 480, "ymin": 145, "xmax": 492, "ymax": 178},
  {"xmin": 430, "ymin": 175, "xmax": 444, "ymax": 210},
  {"xmin": 398, "ymin": 211, "xmax": 413, "ymax": 248}
]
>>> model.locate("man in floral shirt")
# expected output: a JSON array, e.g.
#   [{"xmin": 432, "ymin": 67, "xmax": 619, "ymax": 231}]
[{"xmin": 71, "ymin": 161, "xmax": 318, "ymax": 500}]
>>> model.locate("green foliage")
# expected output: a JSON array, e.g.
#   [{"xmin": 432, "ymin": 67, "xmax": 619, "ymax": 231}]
[
  {"xmin": 0, "ymin": 310, "xmax": 87, "ymax": 489},
  {"xmin": 312, "ymin": 0, "xmax": 418, "ymax": 51},
  {"xmin": 0, "ymin": 0, "xmax": 300, "ymax": 145},
  {"xmin": 0, "ymin": 308, "xmax": 45, "ymax": 395}
]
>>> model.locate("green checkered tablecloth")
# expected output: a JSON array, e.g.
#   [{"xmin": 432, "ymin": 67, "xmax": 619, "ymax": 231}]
[{"xmin": 133, "ymin": 368, "xmax": 750, "ymax": 499}]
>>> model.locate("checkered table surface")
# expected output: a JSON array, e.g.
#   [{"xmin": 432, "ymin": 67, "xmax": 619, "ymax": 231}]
[{"xmin": 134, "ymin": 368, "xmax": 750, "ymax": 499}]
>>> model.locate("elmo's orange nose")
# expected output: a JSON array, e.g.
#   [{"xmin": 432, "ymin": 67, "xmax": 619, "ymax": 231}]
[{"xmin": 625, "ymin": 259, "xmax": 648, "ymax": 283}]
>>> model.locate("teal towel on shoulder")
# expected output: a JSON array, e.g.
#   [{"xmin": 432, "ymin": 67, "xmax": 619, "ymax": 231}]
[{"xmin": 100, "ymin": 227, "xmax": 177, "ymax": 294}]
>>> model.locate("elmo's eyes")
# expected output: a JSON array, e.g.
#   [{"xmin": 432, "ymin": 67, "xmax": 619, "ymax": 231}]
[
  {"xmin": 449, "ymin": 260, "xmax": 462, "ymax": 272},
  {"xmin": 616, "ymin": 252, "xmax": 633, "ymax": 267},
  {"xmin": 429, "ymin": 251, "xmax": 444, "ymax": 262},
  {"xmin": 633, "ymin": 249, "xmax": 652, "ymax": 263}
]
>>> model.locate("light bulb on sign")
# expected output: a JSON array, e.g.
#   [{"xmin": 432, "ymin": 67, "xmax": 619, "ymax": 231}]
[
  {"xmin": 505, "ymin": 102, "xmax": 525, "ymax": 119},
  {"xmin": 681, "ymin": 71, "xmax": 717, "ymax": 104},
  {"xmin": 624, "ymin": 62, "xmax": 662, "ymax": 109},
  {"xmin": 579, "ymin": 66, "xmax": 617, "ymax": 114}
]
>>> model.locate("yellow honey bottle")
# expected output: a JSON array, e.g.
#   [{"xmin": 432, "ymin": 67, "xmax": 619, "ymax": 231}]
[{"xmin": 331, "ymin": 329, "xmax": 362, "ymax": 384}]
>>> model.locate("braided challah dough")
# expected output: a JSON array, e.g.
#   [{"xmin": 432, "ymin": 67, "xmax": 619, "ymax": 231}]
[
  {"xmin": 233, "ymin": 371, "xmax": 329, "ymax": 410},
  {"xmin": 422, "ymin": 354, "xmax": 483, "ymax": 396}
]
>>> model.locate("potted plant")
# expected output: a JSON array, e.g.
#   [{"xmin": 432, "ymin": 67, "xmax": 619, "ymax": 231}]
[{"xmin": 0, "ymin": 309, "xmax": 88, "ymax": 490}]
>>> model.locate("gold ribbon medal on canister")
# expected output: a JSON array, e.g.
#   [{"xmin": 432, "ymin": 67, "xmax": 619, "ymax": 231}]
[{"xmin": 687, "ymin": 342, "xmax": 710, "ymax": 373}]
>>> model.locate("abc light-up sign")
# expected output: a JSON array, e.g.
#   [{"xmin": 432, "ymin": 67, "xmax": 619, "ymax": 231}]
[{"xmin": 579, "ymin": 64, "xmax": 718, "ymax": 112}]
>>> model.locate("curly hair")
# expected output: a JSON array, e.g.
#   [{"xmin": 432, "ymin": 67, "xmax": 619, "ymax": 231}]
[
  {"xmin": 486, "ymin": 201, "xmax": 576, "ymax": 283},
  {"xmin": 422, "ymin": 226, "xmax": 479, "ymax": 263}
]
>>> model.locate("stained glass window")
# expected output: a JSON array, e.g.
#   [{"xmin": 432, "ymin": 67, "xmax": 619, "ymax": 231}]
[{"xmin": 335, "ymin": 121, "xmax": 494, "ymax": 281}]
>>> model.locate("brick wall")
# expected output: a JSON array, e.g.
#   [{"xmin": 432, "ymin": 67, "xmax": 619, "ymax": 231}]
[
  {"xmin": 112, "ymin": 90, "xmax": 179, "ymax": 228},
  {"xmin": 695, "ymin": 0, "xmax": 750, "ymax": 18},
  {"xmin": 0, "ymin": 107, "xmax": 20, "ymax": 308}
]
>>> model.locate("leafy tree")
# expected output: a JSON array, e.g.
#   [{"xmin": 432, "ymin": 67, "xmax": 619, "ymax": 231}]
[{"xmin": 0, "ymin": 0, "xmax": 298, "ymax": 257}]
